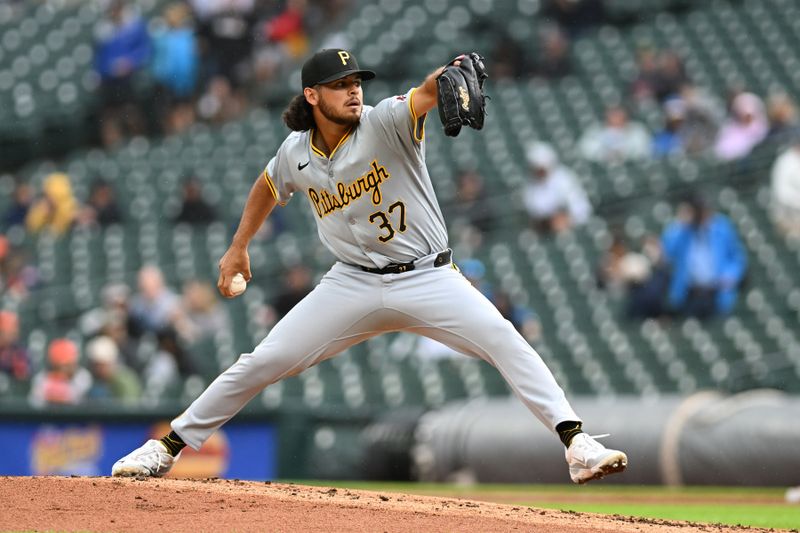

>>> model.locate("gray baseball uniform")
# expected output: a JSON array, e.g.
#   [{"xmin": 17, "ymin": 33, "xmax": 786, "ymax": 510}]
[{"xmin": 172, "ymin": 88, "xmax": 580, "ymax": 449}]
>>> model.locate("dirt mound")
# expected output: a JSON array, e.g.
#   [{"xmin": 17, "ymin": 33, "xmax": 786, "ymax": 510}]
[{"xmin": 0, "ymin": 476, "xmax": 774, "ymax": 532}]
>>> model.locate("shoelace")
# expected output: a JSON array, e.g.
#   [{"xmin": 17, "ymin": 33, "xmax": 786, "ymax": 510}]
[
  {"xmin": 135, "ymin": 444, "xmax": 164, "ymax": 473},
  {"xmin": 573, "ymin": 434, "xmax": 611, "ymax": 452}
]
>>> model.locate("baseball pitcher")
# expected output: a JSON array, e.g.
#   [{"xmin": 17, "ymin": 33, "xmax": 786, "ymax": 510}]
[{"xmin": 112, "ymin": 49, "xmax": 627, "ymax": 484}]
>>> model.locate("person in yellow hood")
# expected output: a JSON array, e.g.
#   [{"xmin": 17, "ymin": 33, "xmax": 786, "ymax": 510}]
[{"xmin": 25, "ymin": 173, "xmax": 78, "ymax": 235}]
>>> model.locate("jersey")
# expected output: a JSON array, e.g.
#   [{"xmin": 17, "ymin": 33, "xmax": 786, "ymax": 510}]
[{"xmin": 263, "ymin": 88, "xmax": 449, "ymax": 269}]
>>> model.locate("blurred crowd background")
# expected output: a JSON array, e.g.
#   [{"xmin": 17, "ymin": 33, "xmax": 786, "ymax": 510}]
[{"xmin": 1, "ymin": 0, "xmax": 799, "ymax": 411}]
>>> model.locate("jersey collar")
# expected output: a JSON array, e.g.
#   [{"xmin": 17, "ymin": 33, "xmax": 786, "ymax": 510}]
[{"xmin": 310, "ymin": 127, "xmax": 354, "ymax": 160}]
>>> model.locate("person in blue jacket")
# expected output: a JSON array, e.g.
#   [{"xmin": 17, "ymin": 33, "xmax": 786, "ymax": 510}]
[
  {"xmin": 93, "ymin": 0, "xmax": 152, "ymax": 147},
  {"xmin": 151, "ymin": 3, "xmax": 198, "ymax": 134},
  {"xmin": 661, "ymin": 192, "xmax": 747, "ymax": 319}
]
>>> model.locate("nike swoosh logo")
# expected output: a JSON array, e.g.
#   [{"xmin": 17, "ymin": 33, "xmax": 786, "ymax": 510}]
[{"xmin": 298, "ymin": 161, "xmax": 310, "ymax": 170}]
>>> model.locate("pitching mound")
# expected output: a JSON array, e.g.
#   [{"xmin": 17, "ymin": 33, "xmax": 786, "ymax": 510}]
[{"xmin": 0, "ymin": 476, "xmax": 774, "ymax": 532}]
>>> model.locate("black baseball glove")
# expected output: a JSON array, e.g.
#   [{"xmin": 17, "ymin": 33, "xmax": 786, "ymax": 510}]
[{"xmin": 436, "ymin": 52, "xmax": 489, "ymax": 137}]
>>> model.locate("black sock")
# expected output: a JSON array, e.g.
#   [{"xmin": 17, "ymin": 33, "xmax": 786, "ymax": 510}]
[
  {"xmin": 556, "ymin": 421, "xmax": 583, "ymax": 448},
  {"xmin": 160, "ymin": 431, "xmax": 186, "ymax": 457}
]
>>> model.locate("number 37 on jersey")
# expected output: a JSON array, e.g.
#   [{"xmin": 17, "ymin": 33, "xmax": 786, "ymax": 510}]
[{"xmin": 369, "ymin": 200, "xmax": 407, "ymax": 242}]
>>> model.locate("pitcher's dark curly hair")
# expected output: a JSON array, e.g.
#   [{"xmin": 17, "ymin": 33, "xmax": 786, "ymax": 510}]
[{"xmin": 282, "ymin": 94, "xmax": 315, "ymax": 132}]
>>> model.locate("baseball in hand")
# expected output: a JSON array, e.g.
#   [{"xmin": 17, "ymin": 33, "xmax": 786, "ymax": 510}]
[{"xmin": 230, "ymin": 273, "xmax": 247, "ymax": 296}]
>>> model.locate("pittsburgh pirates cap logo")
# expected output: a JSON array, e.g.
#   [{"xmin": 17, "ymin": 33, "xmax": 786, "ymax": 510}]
[{"xmin": 301, "ymin": 49, "xmax": 374, "ymax": 88}]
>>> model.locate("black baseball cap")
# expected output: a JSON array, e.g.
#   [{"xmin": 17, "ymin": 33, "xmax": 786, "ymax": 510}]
[{"xmin": 301, "ymin": 49, "xmax": 375, "ymax": 89}]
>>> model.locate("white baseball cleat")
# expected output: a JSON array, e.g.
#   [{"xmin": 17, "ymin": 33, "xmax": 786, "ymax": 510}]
[
  {"xmin": 111, "ymin": 439, "xmax": 180, "ymax": 477},
  {"xmin": 565, "ymin": 433, "xmax": 627, "ymax": 484}
]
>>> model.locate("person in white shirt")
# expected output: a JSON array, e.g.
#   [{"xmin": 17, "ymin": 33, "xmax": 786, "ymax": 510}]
[
  {"xmin": 579, "ymin": 106, "xmax": 652, "ymax": 163},
  {"xmin": 770, "ymin": 132, "xmax": 800, "ymax": 237},
  {"xmin": 523, "ymin": 142, "xmax": 592, "ymax": 234},
  {"xmin": 128, "ymin": 265, "xmax": 181, "ymax": 335}
]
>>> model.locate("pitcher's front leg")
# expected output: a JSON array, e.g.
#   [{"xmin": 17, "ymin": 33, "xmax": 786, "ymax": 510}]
[{"xmin": 173, "ymin": 267, "xmax": 383, "ymax": 449}]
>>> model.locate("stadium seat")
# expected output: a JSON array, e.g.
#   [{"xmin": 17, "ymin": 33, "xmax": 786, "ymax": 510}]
[{"xmin": 5, "ymin": 0, "xmax": 800, "ymax": 407}]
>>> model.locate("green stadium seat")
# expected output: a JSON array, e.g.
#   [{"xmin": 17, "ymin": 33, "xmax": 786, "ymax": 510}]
[{"xmin": 6, "ymin": 0, "xmax": 800, "ymax": 406}]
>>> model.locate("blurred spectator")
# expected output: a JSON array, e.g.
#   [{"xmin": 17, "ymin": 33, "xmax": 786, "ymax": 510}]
[
  {"xmin": 654, "ymin": 52, "xmax": 688, "ymax": 103},
  {"xmin": 129, "ymin": 265, "xmax": 181, "ymax": 335},
  {"xmin": 2, "ymin": 181, "xmax": 33, "ymax": 231},
  {"xmin": 174, "ymin": 177, "xmax": 217, "ymax": 224},
  {"xmin": 86, "ymin": 335, "xmax": 142, "ymax": 402},
  {"xmin": 765, "ymin": 93, "xmax": 799, "ymax": 145},
  {"xmin": 104, "ymin": 311, "xmax": 141, "ymax": 372},
  {"xmin": 490, "ymin": 33, "xmax": 529, "ymax": 82},
  {"xmin": 714, "ymin": 92, "xmax": 768, "ymax": 162},
  {"xmin": 93, "ymin": 0, "xmax": 152, "ymax": 148},
  {"xmin": 652, "ymin": 99, "xmax": 687, "ymax": 158},
  {"xmin": 264, "ymin": 0, "xmax": 308, "ymax": 58},
  {"xmin": 661, "ymin": 193, "xmax": 747, "ymax": 319},
  {"xmin": 143, "ymin": 327, "xmax": 196, "ymax": 393},
  {"xmin": 631, "ymin": 49, "xmax": 689, "ymax": 103},
  {"xmin": 630, "ymin": 48, "xmax": 659, "ymax": 102},
  {"xmin": 254, "ymin": 0, "xmax": 332, "ymax": 83},
  {"xmin": 190, "ymin": 0, "xmax": 256, "ymax": 87},
  {"xmin": 532, "ymin": 25, "xmax": 571, "ymax": 80},
  {"xmin": 0, "ymin": 235, "xmax": 7, "ymax": 281},
  {"xmin": 25, "ymin": 173, "xmax": 78, "ymax": 236},
  {"xmin": 196, "ymin": 75, "xmax": 247, "ymax": 124},
  {"xmin": 190, "ymin": 0, "xmax": 258, "ymax": 121},
  {"xmin": 492, "ymin": 290, "xmax": 541, "ymax": 344},
  {"xmin": 0, "ymin": 310, "xmax": 29, "ymax": 381},
  {"xmin": 579, "ymin": 106, "xmax": 652, "ymax": 163},
  {"xmin": 523, "ymin": 142, "xmax": 592, "ymax": 234},
  {"xmin": 79, "ymin": 282, "xmax": 141, "ymax": 371},
  {"xmin": 80, "ymin": 282, "xmax": 131, "ymax": 338},
  {"xmin": 77, "ymin": 179, "xmax": 123, "ymax": 228},
  {"xmin": 29, "ymin": 338, "xmax": 92, "ymax": 405},
  {"xmin": 629, "ymin": 235, "xmax": 670, "ymax": 319},
  {"xmin": 597, "ymin": 234, "xmax": 635, "ymax": 292},
  {"xmin": 770, "ymin": 132, "xmax": 800, "ymax": 238},
  {"xmin": 269, "ymin": 264, "xmax": 313, "ymax": 319},
  {"xmin": 251, "ymin": 201, "xmax": 287, "ymax": 242},
  {"xmin": 678, "ymin": 85, "xmax": 725, "ymax": 155},
  {"xmin": 449, "ymin": 170, "xmax": 495, "ymax": 235},
  {"xmin": 542, "ymin": 0, "xmax": 605, "ymax": 38},
  {"xmin": 152, "ymin": 2, "xmax": 199, "ymax": 135},
  {"xmin": 598, "ymin": 234, "xmax": 669, "ymax": 319},
  {"xmin": 175, "ymin": 279, "xmax": 230, "ymax": 344},
  {"xmin": 0, "ymin": 237, "xmax": 39, "ymax": 302}
]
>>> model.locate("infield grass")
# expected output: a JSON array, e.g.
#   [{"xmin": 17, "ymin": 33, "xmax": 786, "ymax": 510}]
[{"xmin": 299, "ymin": 481, "xmax": 800, "ymax": 531}]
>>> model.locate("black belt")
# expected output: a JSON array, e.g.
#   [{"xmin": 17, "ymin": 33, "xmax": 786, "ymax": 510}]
[{"xmin": 359, "ymin": 249, "xmax": 452, "ymax": 275}]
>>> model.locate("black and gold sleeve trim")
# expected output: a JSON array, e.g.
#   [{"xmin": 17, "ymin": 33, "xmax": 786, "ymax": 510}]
[
  {"xmin": 263, "ymin": 169, "xmax": 286, "ymax": 206},
  {"xmin": 408, "ymin": 87, "xmax": 427, "ymax": 143}
]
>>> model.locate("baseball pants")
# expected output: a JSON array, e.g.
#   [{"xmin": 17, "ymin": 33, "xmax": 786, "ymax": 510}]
[{"xmin": 172, "ymin": 251, "xmax": 580, "ymax": 449}]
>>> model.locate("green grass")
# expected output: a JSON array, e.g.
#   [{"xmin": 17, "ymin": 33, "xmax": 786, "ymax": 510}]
[
  {"xmin": 533, "ymin": 502, "xmax": 799, "ymax": 530},
  {"xmin": 294, "ymin": 481, "xmax": 800, "ymax": 531}
]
